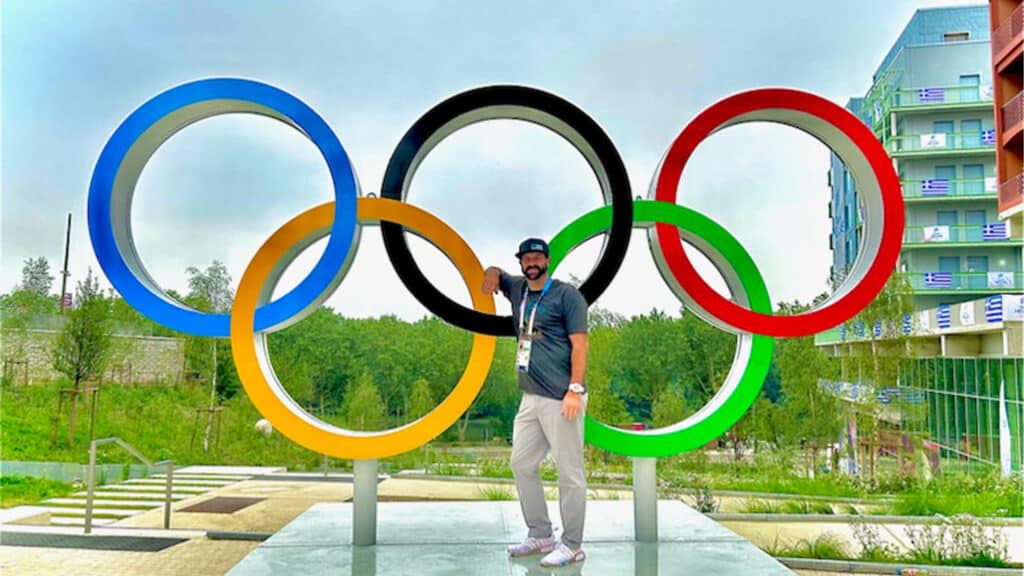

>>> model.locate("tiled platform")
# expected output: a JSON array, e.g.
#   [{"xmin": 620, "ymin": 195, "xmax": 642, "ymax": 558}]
[{"xmin": 227, "ymin": 501, "xmax": 793, "ymax": 575}]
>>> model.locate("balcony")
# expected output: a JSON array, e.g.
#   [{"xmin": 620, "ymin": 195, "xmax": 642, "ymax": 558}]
[
  {"xmin": 903, "ymin": 224, "xmax": 1019, "ymax": 245},
  {"xmin": 1002, "ymin": 90, "xmax": 1023, "ymax": 137},
  {"xmin": 903, "ymin": 271, "xmax": 1023, "ymax": 292},
  {"xmin": 889, "ymin": 131, "xmax": 996, "ymax": 157},
  {"xmin": 993, "ymin": 3, "xmax": 1023, "ymax": 65},
  {"xmin": 901, "ymin": 178, "xmax": 996, "ymax": 200},
  {"xmin": 888, "ymin": 85, "xmax": 993, "ymax": 110},
  {"xmin": 1000, "ymin": 172, "xmax": 1024, "ymax": 212}
]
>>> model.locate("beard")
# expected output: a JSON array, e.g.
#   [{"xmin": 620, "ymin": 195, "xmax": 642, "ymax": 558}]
[{"xmin": 522, "ymin": 264, "xmax": 547, "ymax": 280}]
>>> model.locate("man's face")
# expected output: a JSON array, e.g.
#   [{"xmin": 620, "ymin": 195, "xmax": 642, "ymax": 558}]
[{"xmin": 519, "ymin": 252, "xmax": 549, "ymax": 281}]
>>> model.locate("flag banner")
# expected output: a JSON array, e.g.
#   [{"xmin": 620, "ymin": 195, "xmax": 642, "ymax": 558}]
[
  {"xmin": 937, "ymin": 304, "xmax": 951, "ymax": 329},
  {"xmin": 981, "ymin": 129, "xmax": 996, "ymax": 146},
  {"xmin": 924, "ymin": 272, "xmax": 953, "ymax": 288},
  {"xmin": 854, "ymin": 321, "xmax": 865, "ymax": 337},
  {"xmin": 918, "ymin": 87, "xmax": 945, "ymax": 103},
  {"xmin": 920, "ymin": 133, "xmax": 947, "ymax": 149},
  {"xmin": 922, "ymin": 225, "xmax": 950, "ymax": 242},
  {"xmin": 959, "ymin": 303, "xmax": 975, "ymax": 326},
  {"xmin": 919, "ymin": 310, "xmax": 931, "ymax": 330},
  {"xmin": 839, "ymin": 324, "xmax": 846, "ymax": 341},
  {"xmin": 902, "ymin": 313, "xmax": 912, "ymax": 334},
  {"xmin": 1005, "ymin": 294, "xmax": 1024, "ymax": 321},
  {"xmin": 921, "ymin": 179, "xmax": 949, "ymax": 196},
  {"xmin": 981, "ymin": 84, "xmax": 994, "ymax": 99},
  {"xmin": 873, "ymin": 320, "xmax": 882, "ymax": 337},
  {"xmin": 988, "ymin": 272, "xmax": 1016, "ymax": 289},
  {"xmin": 984, "ymin": 177, "xmax": 997, "ymax": 192},
  {"xmin": 983, "ymin": 223, "xmax": 1009, "ymax": 241},
  {"xmin": 985, "ymin": 295, "xmax": 1003, "ymax": 322}
]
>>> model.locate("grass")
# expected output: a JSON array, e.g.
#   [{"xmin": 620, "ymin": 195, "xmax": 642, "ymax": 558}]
[
  {"xmin": 764, "ymin": 533, "xmax": 848, "ymax": 560},
  {"xmin": 477, "ymin": 485, "xmax": 515, "ymax": 501},
  {"xmin": 0, "ymin": 475, "xmax": 75, "ymax": 508}
]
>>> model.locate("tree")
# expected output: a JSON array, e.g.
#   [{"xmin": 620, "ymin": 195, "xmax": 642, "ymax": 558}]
[
  {"xmin": 651, "ymin": 389, "xmax": 688, "ymax": 428},
  {"xmin": 186, "ymin": 261, "xmax": 234, "ymax": 452},
  {"xmin": 51, "ymin": 269, "xmax": 111, "ymax": 446},
  {"xmin": 775, "ymin": 301, "xmax": 842, "ymax": 476},
  {"xmin": 408, "ymin": 378, "xmax": 436, "ymax": 421},
  {"xmin": 21, "ymin": 257, "xmax": 54, "ymax": 298},
  {"xmin": 345, "ymin": 371, "xmax": 387, "ymax": 431}
]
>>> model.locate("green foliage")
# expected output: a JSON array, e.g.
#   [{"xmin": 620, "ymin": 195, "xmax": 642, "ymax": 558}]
[
  {"xmin": 345, "ymin": 371, "xmax": 387, "ymax": 431},
  {"xmin": 408, "ymin": 379, "xmax": 435, "ymax": 421},
  {"xmin": 0, "ymin": 475, "xmax": 75, "ymax": 508},
  {"xmin": 20, "ymin": 257, "xmax": 54, "ymax": 298},
  {"xmin": 651, "ymin": 390, "xmax": 688, "ymax": 428},
  {"xmin": 51, "ymin": 269, "xmax": 112, "ymax": 387},
  {"xmin": 903, "ymin": 515, "xmax": 1011, "ymax": 568}
]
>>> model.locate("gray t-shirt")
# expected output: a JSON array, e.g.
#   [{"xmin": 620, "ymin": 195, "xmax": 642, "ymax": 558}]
[{"xmin": 500, "ymin": 272, "xmax": 588, "ymax": 400}]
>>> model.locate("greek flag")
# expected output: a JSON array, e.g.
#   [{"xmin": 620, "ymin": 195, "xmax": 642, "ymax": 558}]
[
  {"xmin": 873, "ymin": 320, "xmax": 882, "ymax": 337},
  {"xmin": 921, "ymin": 179, "xmax": 949, "ymax": 196},
  {"xmin": 981, "ymin": 129, "xmax": 996, "ymax": 146},
  {"xmin": 902, "ymin": 313, "xmax": 912, "ymax": 334},
  {"xmin": 854, "ymin": 321, "xmax": 865, "ymax": 337},
  {"xmin": 839, "ymin": 324, "xmax": 846, "ymax": 341},
  {"xmin": 937, "ymin": 304, "xmax": 951, "ymax": 329},
  {"xmin": 985, "ymin": 295, "xmax": 1003, "ymax": 322},
  {"xmin": 924, "ymin": 272, "xmax": 953, "ymax": 288},
  {"xmin": 983, "ymin": 223, "xmax": 1009, "ymax": 240},
  {"xmin": 918, "ymin": 87, "xmax": 945, "ymax": 103}
]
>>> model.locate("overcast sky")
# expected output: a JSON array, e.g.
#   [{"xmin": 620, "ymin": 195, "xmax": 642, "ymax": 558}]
[{"xmin": 1, "ymin": 0, "xmax": 985, "ymax": 321}]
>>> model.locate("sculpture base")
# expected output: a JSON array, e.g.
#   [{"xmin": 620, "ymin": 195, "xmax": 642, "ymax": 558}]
[{"xmin": 226, "ymin": 500, "xmax": 792, "ymax": 575}]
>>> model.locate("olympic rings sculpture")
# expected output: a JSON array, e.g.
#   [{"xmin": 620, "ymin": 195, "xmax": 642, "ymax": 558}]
[{"xmin": 87, "ymin": 78, "xmax": 903, "ymax": 459}]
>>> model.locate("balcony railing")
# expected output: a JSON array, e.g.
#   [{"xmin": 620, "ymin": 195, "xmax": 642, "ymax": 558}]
[
  {"xmin": 901, "ymin": 177, "xmax": 996, "ymax": 199},
  {"xmin": 993, "ymin": 3, "xmax": 1023, "ymax": 58},
  {"xmin": 889, "ymin": 85, "xmax": 993, "ymax": 108},
  {"xmin": 1000, "ymin": 172, "xmax": 1024, "ymax": 211},
  {"xmin": 903, "ymin": 224, "xmax": 1017, "ymax": 244},
  {"xmin": 889, "ymin": 131, "xmax": 996, "ymax": 154},
  {"xmin": 903, "ymin": 271, "xmax": 1022, "ymax": 291},
  {"xmin": 1002, "ymin": 90, "xmax": 1023, "ymax": 131}
]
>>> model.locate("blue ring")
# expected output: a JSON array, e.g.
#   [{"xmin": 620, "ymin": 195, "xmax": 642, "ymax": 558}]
[{"xmin": 87, "ymin": 78, "xmax": 358, "ymax": 337}]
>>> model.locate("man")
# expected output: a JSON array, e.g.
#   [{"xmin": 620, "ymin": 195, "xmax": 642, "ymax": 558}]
[{"xmin": 481, "ymin": 237, "xmax": 589, "ymax": 567}]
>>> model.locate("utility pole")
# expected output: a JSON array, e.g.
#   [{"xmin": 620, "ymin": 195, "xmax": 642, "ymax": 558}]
[{"xmin": 60, "ymin": 212, "xmax": 72, "ymax": 311}]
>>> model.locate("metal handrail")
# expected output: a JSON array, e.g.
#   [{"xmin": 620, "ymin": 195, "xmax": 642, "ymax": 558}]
[{"xmin": 84, "ymin": 436, "xmax": 173, "ymax": 534}]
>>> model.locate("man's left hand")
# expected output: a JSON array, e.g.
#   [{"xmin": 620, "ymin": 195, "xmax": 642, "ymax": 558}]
[{"xmin": 562, "ymin": 391, "xmax": 582, "ymax": 420}]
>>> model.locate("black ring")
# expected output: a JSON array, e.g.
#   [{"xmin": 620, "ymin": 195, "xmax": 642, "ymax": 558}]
[{"xmin": 380, "ymin": 85, "xmax": 633, "ymax": 336}]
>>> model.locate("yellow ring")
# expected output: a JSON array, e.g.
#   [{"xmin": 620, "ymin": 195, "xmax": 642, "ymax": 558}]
[{"xmin": 230, "ymin": 198, "xmax": 497, "ymax": 459}]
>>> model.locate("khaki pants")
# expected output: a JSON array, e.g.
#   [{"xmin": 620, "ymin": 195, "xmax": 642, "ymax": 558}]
[{"xmin": 510, "ymin": 392, "xmax": 587, "ymax": 550}]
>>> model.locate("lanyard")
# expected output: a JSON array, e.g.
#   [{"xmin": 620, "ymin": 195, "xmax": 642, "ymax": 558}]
[{"xmin": 518, "ymin": 278, "xmax": 552, "ymax": 336}]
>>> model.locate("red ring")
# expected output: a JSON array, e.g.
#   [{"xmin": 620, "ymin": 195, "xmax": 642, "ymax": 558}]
[{"xmin": 654, "ymin": 88, "xmax": 903, "ymax": 337}]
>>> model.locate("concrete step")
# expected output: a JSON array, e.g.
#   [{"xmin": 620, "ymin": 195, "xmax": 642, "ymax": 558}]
[
  {"xmin": 147, "ymin": 474, "xmax": 250, "ymax": 482},
  {"xmin": 99, "ymin": 484, "xmax": 208, "ymax": 494},
  {"xmin": 43, "ymin": 498, "xmax": 160, "ymax": 510},
  {"xmin": 43, "ymin": 506, "xmax": 138, "ymax": 518},
  {"xmin": 74, "ymin": 491, "xmax": 190, "ymax": 501},
  {"xmin": 50, "ymin": 516, "xmax": 116, "ymax": 527},
  {"xmin": 125, "ymin": 478, "xmax": 233, "ymax": 487}
]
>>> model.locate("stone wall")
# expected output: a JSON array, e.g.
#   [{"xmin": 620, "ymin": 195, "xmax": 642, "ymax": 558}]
[{"xmin": 1, "ymin": 329, "xmax": 184, "ymax": 385}]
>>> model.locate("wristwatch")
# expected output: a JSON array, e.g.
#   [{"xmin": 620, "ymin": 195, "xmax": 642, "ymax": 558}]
[{"xmin": 568, "ymin": 382, "xmax": 586, "ymax": 394}]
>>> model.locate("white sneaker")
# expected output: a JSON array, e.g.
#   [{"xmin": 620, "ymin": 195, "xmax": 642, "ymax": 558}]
[
  {"xmin": 540, "ymin": 542, "xmax": 586, "ymax": 567},
  {"xmin": 507, "ymin": 536, "xmax": 557, "ymax": 557}
]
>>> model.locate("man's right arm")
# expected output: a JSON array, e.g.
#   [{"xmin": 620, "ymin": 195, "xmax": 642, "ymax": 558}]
[{"xmin": 482, "ymin": 267, "xmax": 510, "ymax": 298}]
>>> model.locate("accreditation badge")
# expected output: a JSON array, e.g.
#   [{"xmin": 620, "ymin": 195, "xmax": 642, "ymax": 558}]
[{"xmin": 515, "ymin": 334, "xmax": 533, "ymax": 373}]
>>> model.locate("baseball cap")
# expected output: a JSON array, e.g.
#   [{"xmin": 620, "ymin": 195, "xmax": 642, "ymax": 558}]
[{"xmin": 515, "ymin": 237, "xmax": 549, "ymax": 258}]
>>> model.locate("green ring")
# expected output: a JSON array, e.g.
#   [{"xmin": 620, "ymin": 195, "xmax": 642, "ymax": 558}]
[{"xmin": 549, "ymin": 200, "xmax": 775, "ymax": 457}]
